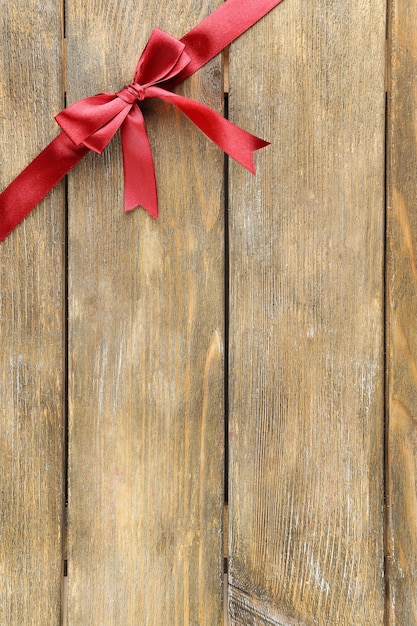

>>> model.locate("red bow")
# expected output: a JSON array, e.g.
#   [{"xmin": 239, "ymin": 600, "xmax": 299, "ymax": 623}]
[
  {"xmin": 56, "ymin": 28, "xmax": 268, "ymax": 218},
  {"xmin": 0, "ymin": 0, "xmax": 285, "ymax": 242}
]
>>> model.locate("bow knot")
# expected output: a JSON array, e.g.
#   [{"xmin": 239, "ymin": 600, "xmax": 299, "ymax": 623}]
[{"xmin": 117, "ymin": 83, "xmax": 147, "ymax": 104}]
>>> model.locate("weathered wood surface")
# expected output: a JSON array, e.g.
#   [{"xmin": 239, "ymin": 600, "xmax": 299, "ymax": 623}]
[
  {"xmin": 228, "ymin": 1, "xmax": 387, "ymax": 624},
  {"xmin": 0, "ymin": 1, "xmax": 65, "ymax": 624},
  {"xmin": 65, "ymin": 1, "xmax": 225, "ymax": 624},
  {"xmin": 2, "ymin": 1, "xmax": 417, "ymax": 624},
  {"xmin": 386, "ymin": 1, "xmax": 417, "ymax": 623}
]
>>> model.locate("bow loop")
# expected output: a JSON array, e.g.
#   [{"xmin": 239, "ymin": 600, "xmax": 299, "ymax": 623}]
[
  {"xmin": 55, "ymin": 93, "xmax": 131, "ymax": 152},
  {"xmin": 134, "ymin": 28, "xmax": 191, "ymax": 86}
]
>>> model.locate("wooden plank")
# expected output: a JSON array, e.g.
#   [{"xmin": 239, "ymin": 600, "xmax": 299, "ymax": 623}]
[
  {"xmin": 386, "ymin": 1, "xmax": 417, "ymax": 623},
  {"xmin": 0, "ymin": 2, "xmax": 65, "ymax": 624},
  {"xmin": 65, "ymin": 1, "xmax": 224, "ymax": 624},
  {"xmin": 228, "ymin": 1, "xmax": 386, "ymax": 623}
]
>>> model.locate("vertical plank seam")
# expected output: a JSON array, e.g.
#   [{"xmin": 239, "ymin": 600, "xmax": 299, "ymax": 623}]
[
  {"xmin": 224, "ymin": 89, "xmax": 230, "ymax": 508},
  {"xmin": 384, "ymin": 0, "xmax": 392, "ymax": 623},
  {"xmin": 223, "ymin": 45, "xmax": 230, "ymax": 625},
  {"xmin": 61, "ymin": 175, "xmax": 69, "ymax": 626},
  {"xmin": 61, "ymin": 0, "xmax": 68, "ymax": 624},
  {"xmin": 223, "ymin": 5, "xmax": 230, "ymax": 617}
]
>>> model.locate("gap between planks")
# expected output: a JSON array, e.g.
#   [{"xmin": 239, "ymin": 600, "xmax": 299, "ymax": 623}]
[
  {"xmin": 223, "ymin": 42, "xmax": 230, "ymax": 626},
  {"xmin": 383, "ymin": 2, "xmax": 391, "ymax": 625}
]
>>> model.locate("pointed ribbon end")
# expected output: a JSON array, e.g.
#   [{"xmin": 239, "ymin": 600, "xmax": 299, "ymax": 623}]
[
  {"xmin": 124, "ymin": 199, "xmax": 159, "ymax": 219},
  {"xmin": 147, "ymin": 207, "xmax": 160, "ymax": 219},
  {"xmin": 238, "ymin": 138, "xmax": 270, "ymax": 175},
  {"xmin": 259, "ymin": 139, "xmax": 271, "ymax": 149}
]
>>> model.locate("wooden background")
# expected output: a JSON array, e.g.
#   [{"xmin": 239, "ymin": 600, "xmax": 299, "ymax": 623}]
[{"xmin": 0, "ymin": 0, "xmax": 415, "ymax": 624}]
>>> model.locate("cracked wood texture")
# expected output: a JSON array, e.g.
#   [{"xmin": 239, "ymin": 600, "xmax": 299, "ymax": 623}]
[
  {"xmin": 65, "ymin": 1, "xmax": 225, "ymax": 624},
  {"xmin": 386, "ymin": 1, "xmax": 417, "ymax": 623},
  {"xmin": 0, "ymin": 1, "xmax": 65, "ymax": 624},
  {"xmin": 228, "ymin": 1, "xmax": 387, "ymax": 624}
]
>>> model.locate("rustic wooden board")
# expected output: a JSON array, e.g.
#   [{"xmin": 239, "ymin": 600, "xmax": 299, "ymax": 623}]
[
  {"xmin": 65, "ymin": 1, "xmax": 225, "ymax": 623},
  {"xmin": 228, "ymin": 1, "xmax": 386, "ymax": 624},
  {"xmin": 0, "ymin": 1, "xmax": 65, "ymax": 624},
  {"xmin": 386, "ymin": 1, "xmax": 417, "ymax": 623}
]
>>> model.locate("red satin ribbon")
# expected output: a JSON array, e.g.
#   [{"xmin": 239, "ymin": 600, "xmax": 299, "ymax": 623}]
[{"xmin": 0, "ymin": 0, "xmax": 284, "ymax": 242}]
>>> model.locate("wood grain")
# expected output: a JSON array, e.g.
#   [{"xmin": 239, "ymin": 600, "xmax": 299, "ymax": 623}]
[
  {"xmin": 65, "ymin": 1, "xmax": 225, "ymax": 624},
  {"xmin": 0, "ymin": 1, "xmax": 65, "ymax": 624},
  {"xmin": 386, "ymin": 1, "xmax": 417, "ymax": 623},
  {"xmin": 228, "ymin": 1, "xmax": 386, "ymax": 623}
]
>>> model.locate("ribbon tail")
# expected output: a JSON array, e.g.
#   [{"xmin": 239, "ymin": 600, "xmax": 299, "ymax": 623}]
[
  {"xmin": 147, "ymin": 87, "xmax": 269, "ymax": 174},
  {"xmin": 121, "ymin": 106, "xmax": 158, "ymax": 217},
  {"xmin": 0, "ymin": 133, "xmax": 89, "ymax": 242}
]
